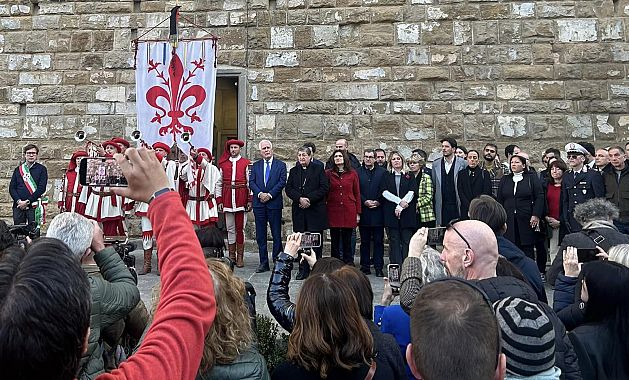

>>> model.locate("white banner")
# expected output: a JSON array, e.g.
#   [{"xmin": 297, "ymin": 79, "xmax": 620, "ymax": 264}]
[{"xmin": 135, "ymin": 40, "xmax": 217, "ymax": 155}]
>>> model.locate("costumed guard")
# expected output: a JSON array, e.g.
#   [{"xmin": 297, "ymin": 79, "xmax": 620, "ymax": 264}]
[
  {"xmin": 184, "ymin": 147, "xmax": 222, "ymax": 228},
  {"xmin": 58, "ymin": 150, "xmax": 88, "ymax": 214},
  {"xmin": 134, "ymin": 142, "xmax": 179, "ymax": 274},
  {"xmin": 217, "ymin": 139, "xmax": 252, "ymax": 267},
  {"xmin": 79, "ymin": 141, "xmax": 126, "ymax": 237}
]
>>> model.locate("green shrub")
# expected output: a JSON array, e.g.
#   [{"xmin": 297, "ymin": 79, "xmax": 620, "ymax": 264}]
[{"xmin": 255, "ymin": 315, "xmax": 289, "ymax": 372}]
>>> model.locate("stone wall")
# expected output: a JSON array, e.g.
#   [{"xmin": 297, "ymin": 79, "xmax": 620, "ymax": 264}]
[{"xmin": 1, "ymin": 0, "xmax": 629, "ymax": 223}]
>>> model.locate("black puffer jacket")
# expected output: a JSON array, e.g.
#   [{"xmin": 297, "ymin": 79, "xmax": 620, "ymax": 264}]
[
  {"xmin": 474, "ymin": 276, "xmax": 582, "ymax": 380},
  {"xmin": 553, "ymin": 274, "xmax": 586, "ymax": 331},
  {"xmin": 548, "ymin": 222, "xmax": 629, "ymax": 286},
  {"xmin": 266, "ymin": 252, "xmax": 296, "ymax": 332}
]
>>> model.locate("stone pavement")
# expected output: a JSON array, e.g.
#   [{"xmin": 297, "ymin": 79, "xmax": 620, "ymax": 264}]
[{"xmin": 132, "ymin": 241, "xmax": 392, "ymax": 328}]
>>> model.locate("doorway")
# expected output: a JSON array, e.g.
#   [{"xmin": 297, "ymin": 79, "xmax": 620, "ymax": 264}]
[{"xmin": 213, "ymin": 71, "xmax": 246, "ymax": 158}]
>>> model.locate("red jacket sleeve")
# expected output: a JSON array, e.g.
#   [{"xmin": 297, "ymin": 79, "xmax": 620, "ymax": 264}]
[
  {"xmin": 353, "ymin": 171, "xmax": 362, "ymax": 215},
  {"xmin": 97, "ymin": 192, "xmax": 215, "ymax": 380}
]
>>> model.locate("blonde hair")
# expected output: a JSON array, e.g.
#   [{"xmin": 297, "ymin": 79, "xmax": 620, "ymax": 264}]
[
  {"xmin": 609, "ymin": 244, "xmax": 629, "ymax": 268},
  {"xmin": 150, "ymin": 259, "xmax": 253, "ymax": 372}
]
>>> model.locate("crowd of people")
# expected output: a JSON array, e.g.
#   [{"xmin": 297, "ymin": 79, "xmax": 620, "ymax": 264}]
[{"xmin": 2, "ymin": 134, "xmax": 629, "ymax": 380}]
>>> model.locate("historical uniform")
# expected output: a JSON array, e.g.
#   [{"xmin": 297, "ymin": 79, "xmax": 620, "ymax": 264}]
[
  {"xmin": 561, "ymin": 143, "xmax": 606, "ymax": 237},
  {"xmin": 217, "ymin": 139, "xmax": 252, "ymax": 266},
  {"xmin": 58, "ymin": 150, "xmax": 88, "ymax": 214},
  {"xmin": 79, "ymin": 141, "xmax": 126, "ymax": 237},
  {"xmin": 184, "ymin": 148, "xmax": 222, "ymax": 227},
  {"xmin": 135, "ymin": 141, "xmax": 180, "ymax": 274}
]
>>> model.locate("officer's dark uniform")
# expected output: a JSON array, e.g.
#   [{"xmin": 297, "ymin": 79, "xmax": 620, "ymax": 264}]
[{"xmin": 561, "ymin": 164, "xmax": 605, "ymax": 235}]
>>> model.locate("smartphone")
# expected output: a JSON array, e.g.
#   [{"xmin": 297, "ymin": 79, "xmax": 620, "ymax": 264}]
[
  {"xmin": 427, "ymin": 227, "xmax": 447, "ymax": 246},
  {"xmin": 79, "ymin": 157, "xmax": 128, "ymax": 187},
  {"xmin": 577, "ymin": 248, "xmax": 599, "ymax": 263},
  {"xmin": 300, "ymin": 232, "xmax": 322, "ymax": 249},
  {"xmin": 387, "ymin": 263, "xmax": 401, "ymax": 294}
]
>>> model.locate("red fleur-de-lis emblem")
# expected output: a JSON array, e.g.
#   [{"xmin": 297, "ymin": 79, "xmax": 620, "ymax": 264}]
[{"xmin": 145, "ymin": 51, "xmax": 207, "ymax": 138}]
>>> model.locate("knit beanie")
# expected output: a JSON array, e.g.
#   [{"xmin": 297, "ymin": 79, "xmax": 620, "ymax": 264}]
[{"xmin": 493, "ymin": 297, "xmax": 556, "ymax": 377}]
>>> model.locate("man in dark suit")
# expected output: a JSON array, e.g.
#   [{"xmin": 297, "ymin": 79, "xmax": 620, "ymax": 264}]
[
  {"xmin": 9, "ymin": 144, "xmax": 48, "ymax": 234},
  {"xmin": 249, "ymin": 140, "xmax": 287, "ymax": 273},
  {"xmin": 285, "ymin": 145, "xmax": 330, "ymax": 279},
  {"xmin": 561, "ymin": 142, "xmax": 606, "ymax": 236},
  {"xmin": 357, "ymin": 149, "xmax": 387, "ymax": 276}
]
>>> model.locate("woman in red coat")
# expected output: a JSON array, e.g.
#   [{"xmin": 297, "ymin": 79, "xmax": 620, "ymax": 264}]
[{"xmin": 326, "ymin": 149, "xmax": 361, "ymax": 264}]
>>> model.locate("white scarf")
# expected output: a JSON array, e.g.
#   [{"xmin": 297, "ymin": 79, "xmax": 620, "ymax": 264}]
[{"xmin": 512, "ymin": 172, "xmax": 524, "ymax": 195}]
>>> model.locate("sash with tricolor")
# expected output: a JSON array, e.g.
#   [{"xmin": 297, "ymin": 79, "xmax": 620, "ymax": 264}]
[{"xmin": 19, "ymin": 163, "xmax": 47, "ymax": 227}]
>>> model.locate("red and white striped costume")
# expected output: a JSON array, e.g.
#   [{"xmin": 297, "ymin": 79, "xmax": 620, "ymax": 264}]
[
  {"xmin": 58, "ymin": 151, "xmax": 87, "ymax": 215},
  {"xmin": 135, "ymin": 158, "xmax": 179, "ymax": 248},
  {"xmin": 185, "ymin": 157, "xmax": 222, "ymax": 226}
]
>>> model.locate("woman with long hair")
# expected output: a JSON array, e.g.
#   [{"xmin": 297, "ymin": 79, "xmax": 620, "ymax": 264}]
[
  {"xmin": 569, "ymin": 260, "xmax": 629, "ymax": 379},
  {"xmin": 272, "ymin": 273, "xmax": 378, "ymax": 379},
  {"xmin": 325, "ymin": 149, "xmax": 361, "ymax": 264},
  {"xmin": 544, "ymin": 158, "xmax": 568, "ymax": 254},
  {"xmin": 151, "ymin": 259, "xmax": 269, "ymax": 380},
  {"xmin": 407, "ymin": 153, "xmax": 435, "ymax": 229},
  {"xmin": 382, "ymin": 151, "xmax": 418, "ymax": 264},
  {"xmin": 497, "ymin": 155, "xmax": 547, "ymax": 271}
]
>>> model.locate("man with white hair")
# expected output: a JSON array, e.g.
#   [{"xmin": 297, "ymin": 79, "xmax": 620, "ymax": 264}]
[
  {"xmin": 249, "ymin": 139, "xmax": 287, "ymax": 272},
  {"xmin": 46, "ymin": 212, "xmax": 140, "ymax": 379}
]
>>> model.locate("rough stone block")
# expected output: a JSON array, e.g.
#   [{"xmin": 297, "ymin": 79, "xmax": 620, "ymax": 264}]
[
  {"xmin": 296, "ymin": 84, "xmax": 322, "ymax": 100},
  {"xmin": 360, "ymin": 24, "xmax": 395, "ymax": 46},
  {"xmin": 565, "ymin": 81, "xmax": 607, "ymax": 99},
  {"xmin": 497, "ymin": 84, "xmax": 530, "ymax": 100},
  {"xmin": 473, "ymin": 21, "xmax": 498, "ymax": 44},
  {"xmin": 453, "ymin": 21, "xmax": 472, "ymax": 45},
  {"xmin": 406, "ymin": 47, "xmax": 430, "ymax": 65},
  {"xmin": 324, "ymin": 83, "xmax": 379, "ymax": 100},
  {"xmin": 371, "ymin": 115, "xmax": 401, "ymax": 140},
  {"xmin": 499, "ymin": 21, "xmax": 522, "ymax": 43},
  {"xmin": 19, "ymin": 72, "xmax": 62, "ymax": 85},
  {"xmin": 463, "ymin": 83, "xmax": 495, "ymax": 99},
  {"xmin": 557, "ymin": 19, "xmax": 598, "ymax": 42},
  {"xmin": 416, "ymin": 67, "xmax": 450, "ymax": 80},
  {"xmin": 265, "ymin": 51, "xmax": 299, "ymax": 67},
  {"xmin": 497, "ymin": 115, "xmax": 527, "ymax": 138},
  {"xmin": 434, "ymin": 114, "xmax": 464, "ymax": 139},
  {"xmin": 23, "ymin": 116, "xmax": 49, "ymax": 139},
  {"xmin": 538, "ymin": 3, "xmax": 575, "ymax": 18},
  {"xmin": 611, "ymin": 44, "xmax": 629, "ymax": 62},
  {"xmin": 578, "ymin": 100, "xmax": 628, "ymax": 113},
  {"xmin": 433, "ymin": 82, "xmax": 462, "ymax": 100},
  {"xmin": 405, "ymin": 83, "xmax": 433, "ymax": 100},
  {"xmin": 323, "ymin": 115, "xmax": 354, "ymax": 138},
  {"xmin": 379, "ymin": 83, "xmax": 405, "ymax": 100},
  {"xmin": 554, "ymin": 64, "xmax": 582, "ymax": 80},
  {"xmin": 528, "ymin": 115, "xmax": 566, "ymax": 140},
  {"xmin": 561, "ymin": 44, "xmax": 611, "ymax": 63},
  {"xmin": 595, "ymin": 114, "xmax": 615, "ymax": 137},
  {"xmin": 422, "ymin": 21, "xmax": 453, "ymax": 45},
  {"xmin": 25, "ymin": 104, "xmax": 62, "ymax": 116},
  {"xmin": 10, "ymin": 88, "xmax": 34, "ymax": 103},
  {"xmin": 313, "ymin": 25, "xmax": 339, "ymax": 47},
  {"xmin": 353, "ymin": 67, "xmax": 387, "ymax": 80},
  {"xmin": 530, "ymin": 81, "xmax": 564, "ymax": 99},
  {"xmin": 521, "ymin": 20, "xmax": 555, "ymax": 42},
  {"xmin": 270, "ymin": 26, "xmax": 294, "ymax": 48},
  {"xmin": 371, "ymin": 6, "xmax": 404, "ymax": 23},
  {"xmin": 430, "ymin": 46, "xmax": 459, "ymax": 65},
  {"xmin": 338, "ymin": 101, "xmax": 389, "ymax": 115},
  {"xmin": 503, "ymin": 65, "xmax": 553, "ymax": 80},
  {"xmin": 567, "ymin": 115, "xmax": 593, "ymax": 138},
  {"xmin": 392, "ymin": 67, "xmax": 416, "ymax": 81},
  {"xmin": 464, "ymin": 115, "xmax": 496, "ymax": 140},
  {"xmin": 396, "ymin": 23, "xmax": 421, "ymax": 44},
  {"xmin": 582, "ymin": 64, "xmax": 624, "ymax": 79},
  {"xmin": 511, "ymin": 3, "xmax": 535, "ymax": 18},
  {"xmin": 600, "ymin": 19, "xmax": 624, "ymax": 41}
]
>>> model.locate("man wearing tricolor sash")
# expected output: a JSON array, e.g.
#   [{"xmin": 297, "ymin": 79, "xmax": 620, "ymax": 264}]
[{"xmin": 9, "ymin": 144, "xmax": 48, "ymax": 232}]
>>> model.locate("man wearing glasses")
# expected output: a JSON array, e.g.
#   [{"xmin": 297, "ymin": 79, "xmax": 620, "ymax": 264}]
[
  {"xmin": 357, "ymin": 149, "xmax": 387, "ymax": 276},
  {"xmin": 480, "ymin": 143, "xmax": 504, "ymax": 198},
  {"xmin": 9, "ymin": 144, "xmax": 48, "ymax": 232},
  {"xmin": 561, "ymin": 142, "xmax": 605, "ymax": 235}
]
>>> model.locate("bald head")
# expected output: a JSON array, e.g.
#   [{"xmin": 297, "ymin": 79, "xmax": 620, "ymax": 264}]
[{"xmin": 440, "ymin": 220, "xmax": 498, "ymax": 281}]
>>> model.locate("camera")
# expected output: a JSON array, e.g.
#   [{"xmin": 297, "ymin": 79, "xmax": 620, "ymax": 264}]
[
  {"xmin": 8, "ymin": 223, "xmax": 40, "ymax": 248},
  {"xmin": 105, "ymin": 236, "xmax": 138, "ymax": 284}
]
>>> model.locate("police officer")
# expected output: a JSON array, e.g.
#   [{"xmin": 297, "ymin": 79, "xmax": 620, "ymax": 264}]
[{"xmin": 561, "ymin": 143, "xmax": 605, "ymax": 240}]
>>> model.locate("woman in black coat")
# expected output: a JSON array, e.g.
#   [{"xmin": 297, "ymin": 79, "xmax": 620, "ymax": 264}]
[
  {"xmin": 382, "ymin": 152, "xmax": 418, "ymax": 264},
  {"xmin": 497, "ymin": 155, "xmax": 546, "ymax": 266},
  {"xmin": 285, "ymin": 146, "xmax": 330, "ymax": 279},
  {"xmin": 457, "ymin": 149, "xmax": 492, "ymax": 219}
]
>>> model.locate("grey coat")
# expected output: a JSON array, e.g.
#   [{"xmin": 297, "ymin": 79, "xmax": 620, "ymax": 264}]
[{"xmin": 431, "ymin": 156, "xmax": 468, "ymax": 225}]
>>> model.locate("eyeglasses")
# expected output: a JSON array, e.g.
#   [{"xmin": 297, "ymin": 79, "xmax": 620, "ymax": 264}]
[
  {"xmin": 567, "ymin": 154, "xmax": 581, "ymax": 159},
  {"xmin": 446, "ymin": 219, "xmax": 471, "ymax": 250}
]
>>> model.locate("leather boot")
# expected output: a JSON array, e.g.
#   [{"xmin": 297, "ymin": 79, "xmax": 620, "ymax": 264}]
[
  {"xmin": 236, "ymin": 243, "xmax": 245, "ymax": 268},
  {"xmin": 228, "ymin": 243, "xmax": 237, "ymax": 263},
  {"xmin": 139, "ymin": 249, "xmax": 152, "ymax": 275}
]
